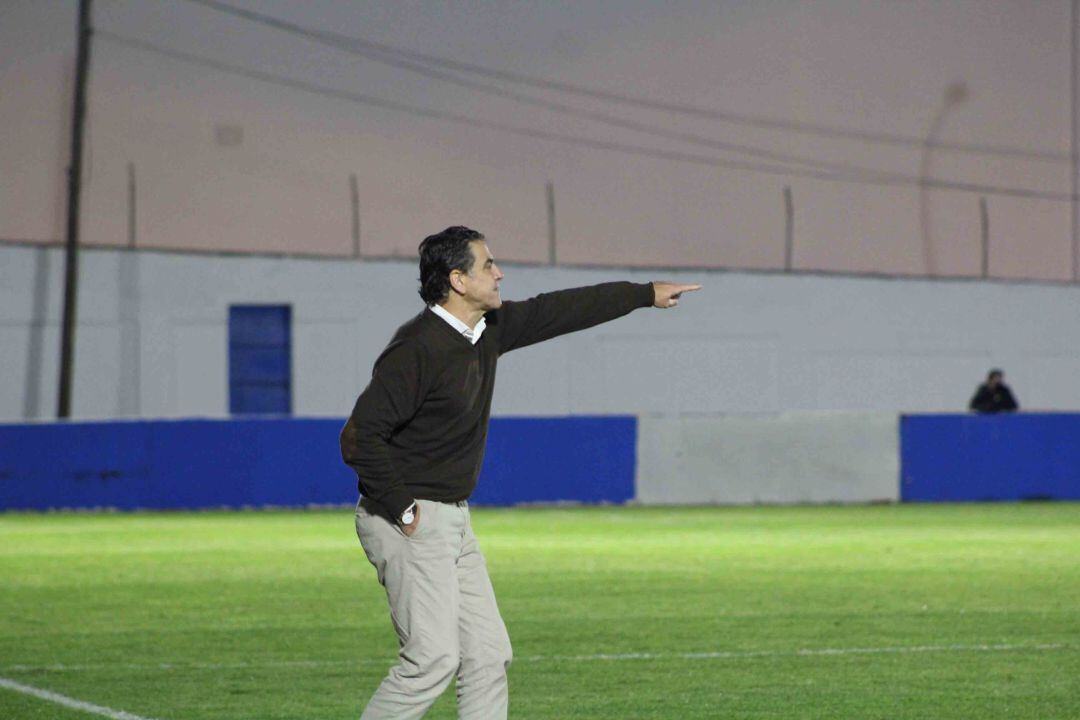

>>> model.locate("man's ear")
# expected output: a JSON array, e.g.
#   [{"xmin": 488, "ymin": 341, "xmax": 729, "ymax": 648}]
[{"xmin": 449, "ymin": 270, "xmax": 465, "ymax": 295}]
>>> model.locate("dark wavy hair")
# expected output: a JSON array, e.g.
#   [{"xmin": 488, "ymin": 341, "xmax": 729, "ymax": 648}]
[{"xmin": 417, "ymin": 226, "xmax": 484, "ymax": 304}]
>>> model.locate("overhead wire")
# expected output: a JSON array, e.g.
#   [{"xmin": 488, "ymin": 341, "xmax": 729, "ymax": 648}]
[
  {"xmin": 95, "ymin": 30, "xmax": 1075, "ymax": 203},
  {"xmin": 180, "ymin": 0, "xmax": 1070, "ymax": 165},
  {"xmin": 169, "ymin": 0, "xmax": 916, "ymax": 183}
]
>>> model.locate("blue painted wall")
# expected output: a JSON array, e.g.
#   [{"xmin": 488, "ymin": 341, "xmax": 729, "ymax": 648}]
[
  {"xmin": 471, "ymin": 416, "xmax": 636, "ymax": 505},
  {"xmin": 0, "ymin": 416, "xmax": 636, "ymax": 511},
  {"xmin": 901, "ymin": 413, "xmax": 1080, "ymax": 502},
  {"xmin": 8, "ymin": 412, "xmax": 1077, "ymax": 510}
]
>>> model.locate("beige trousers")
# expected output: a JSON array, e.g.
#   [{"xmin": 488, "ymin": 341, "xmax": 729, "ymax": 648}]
[{"xmin": 355, "ymin": 497, "xmax": 513, "ymax": 720}]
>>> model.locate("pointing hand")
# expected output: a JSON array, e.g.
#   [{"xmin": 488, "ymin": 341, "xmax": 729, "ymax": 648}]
[{"xmin": 652, "ymin": 282, "xmax": 702, "ymax": 309}]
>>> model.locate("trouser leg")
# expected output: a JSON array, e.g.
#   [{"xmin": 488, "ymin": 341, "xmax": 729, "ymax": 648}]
[
  {"xmin": 455, "ymin": 508, "xmax": 513, "ymax": 720},
  {"xmin": 356, "ymin": 499, "xmax": 461, "ymax": 720}
]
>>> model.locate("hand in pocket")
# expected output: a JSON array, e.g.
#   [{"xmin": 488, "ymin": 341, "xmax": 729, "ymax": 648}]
[{"xmin": 402, "ymin": 503, "xmax": 421, "ymax": 537}]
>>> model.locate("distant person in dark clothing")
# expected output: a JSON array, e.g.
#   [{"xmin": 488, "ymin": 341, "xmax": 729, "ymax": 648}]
[{"xmin": 969, "ymin": 369, "xmax": 1019, "ymax": 413}]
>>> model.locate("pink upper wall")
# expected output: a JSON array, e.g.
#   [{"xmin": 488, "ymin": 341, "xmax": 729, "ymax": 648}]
[{"xmin": 1, "ymin": 0, "xmax": 1075, "ymax": 281}]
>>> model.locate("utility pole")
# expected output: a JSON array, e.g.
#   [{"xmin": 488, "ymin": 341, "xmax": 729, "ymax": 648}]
[{"xmin": 57, "ymin": 0, "xmax": 93, "ymax": 418}]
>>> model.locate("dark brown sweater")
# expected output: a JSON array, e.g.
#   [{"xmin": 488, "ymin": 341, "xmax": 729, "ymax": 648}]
[{"xmin": 340, "ymin": 281, "xmax": 655, "ymax": 518}]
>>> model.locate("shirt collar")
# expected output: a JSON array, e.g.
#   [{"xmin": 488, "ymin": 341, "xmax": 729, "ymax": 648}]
[{"xmin": 430, "ymin": 303, "xmax": 486, "ymax": 345}]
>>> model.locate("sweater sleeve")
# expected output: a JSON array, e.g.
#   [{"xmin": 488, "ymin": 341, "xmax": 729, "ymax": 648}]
[
  {"xmin": 492, "ymin": 281, "xmax": 654, "ymax": 355},
  {"xmin": 339, "ymin": 340, "xmax": 427, "ymax": 518}
]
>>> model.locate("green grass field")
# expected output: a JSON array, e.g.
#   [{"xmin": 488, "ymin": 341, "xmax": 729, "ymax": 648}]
[{"xmin": 2, "ymin": 504, "xmax": 1078, "ymax": 719}]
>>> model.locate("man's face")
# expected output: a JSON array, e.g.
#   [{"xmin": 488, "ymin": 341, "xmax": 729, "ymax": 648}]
[
  {"xmin": 457, "ymin": 241, "xmax": 504, "ymax": 311},
  {"xmin": 988, "ymin": 373, "xmax": 1003, "ymax": 388}
]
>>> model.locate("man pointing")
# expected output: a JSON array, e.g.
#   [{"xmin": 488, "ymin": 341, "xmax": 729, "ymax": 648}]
[{"xmin": 341, "ymin": 225, "xmax": 699, "ymax": 719}]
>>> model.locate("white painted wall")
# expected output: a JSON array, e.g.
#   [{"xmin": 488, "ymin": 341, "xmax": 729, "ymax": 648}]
[
  {"xmin": 3, "ymin": 243, "xmax": 1080, "ymax": 422},
  {"xmin": 636, "ymin": 413, "xmax": 899, "ymax": 504}
]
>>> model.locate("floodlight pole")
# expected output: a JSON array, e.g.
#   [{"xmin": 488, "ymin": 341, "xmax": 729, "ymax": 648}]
[{"xmin": 57, "ymin": 0, "xmax": 93, "ymax": 418}]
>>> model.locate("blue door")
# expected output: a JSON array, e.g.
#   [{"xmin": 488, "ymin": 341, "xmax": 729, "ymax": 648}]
[{"xmin": 228, "ymin": 305, "xmax": 292, "ymax": 414}]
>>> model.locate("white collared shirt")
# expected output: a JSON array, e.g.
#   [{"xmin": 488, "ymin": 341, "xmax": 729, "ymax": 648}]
[{"xmin": 430, "ymin": 303, "xmax": 486, "ymax": 345}]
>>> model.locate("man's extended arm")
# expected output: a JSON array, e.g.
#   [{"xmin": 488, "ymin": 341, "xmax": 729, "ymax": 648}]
[
  {"xmin": 340, "ymin": 341, "xmax": 426, "ymax": 520},
  {"xmin": 493, "ymin": 281, "xmax": 700, "ymax": 354}
]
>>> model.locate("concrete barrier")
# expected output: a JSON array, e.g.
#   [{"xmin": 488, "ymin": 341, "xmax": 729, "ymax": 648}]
[{"xmin": 635, "ymin": 412, "xmax": 899, "ymax": 504}]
